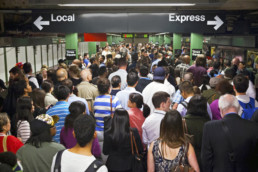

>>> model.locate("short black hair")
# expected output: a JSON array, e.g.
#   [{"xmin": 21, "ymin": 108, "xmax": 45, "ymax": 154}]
[
  {"xmin": 118, "ymin": 58, "xmax": 127, "ymax": 67},
  {"xmin": 152, "ymin": 91, "xmax": 170, "ymax": 108},
  {"xmin": 61, "ymin": 79, "xmax": 73, "ymax": 94},
  {"xmin": 111, "ymin": 75, "xmax": 121, "ymax": 88},
  {"xmin": 106, "ymin": 54, "xmax": 112, "ymax": 59},
  {"xmin": 187, "ymin": 95, "xmax": 208, "ymax": 117},
  {"xmin": 54, "ymin": 85, "xmax": 70, "ymax": 100},
  {"xmin": 9, "ymin": 66, "xmax": 21, "ymax": 75},
  {"xmin": 139, "ymin": 65, "xmax": 149, "ymax": 77},
  {"xmin": 74, "ymin": 115, "xmax": 95, "ymax": 147},
  {"xmin": 41, "ymin": 80, "xmax": 53, "ymax": 93},
  {"xmin": 13, "ymin": 79, "xmax": 27, "ymax": 98},
  {"xmin": 97, "ymin": 78, "xmax": 110, "ymax": 95},
  {"xmin": 90, "ymin": 57, "xmax": 96, "ymax": 64},
  {"xmin": 127, "ymin": 71, "xmax": 139, "ymax": 86},
  {"xmin": 23, "ymin": 62, "xmax": 32, "ymax": 74},
  {"xmin": 225, "ymin": 67, "xmax": 236, "ymax": 79},
  {"xmin": 233, "ymin": 74, "xmax": 249, "ymax": 93},
  {"xmin": 99, "ymin": 66, "xmax": 107, "ymax": 76},
  {"xmin": 179, "ymin": 81, "xmax": 194, "ymax": 94},
  {"xmin": 213, "ymin": 61, "xmax": 220, "ymax": 70}
]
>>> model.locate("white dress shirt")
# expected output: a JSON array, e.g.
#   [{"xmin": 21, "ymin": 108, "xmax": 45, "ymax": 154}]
[{"xmin": 116, "ymin": 87, "xmax": 141, "ymax": 110}]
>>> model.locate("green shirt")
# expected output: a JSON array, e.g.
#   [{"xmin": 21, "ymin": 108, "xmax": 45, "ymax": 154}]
[{"xmin": 17, "ymin": 142, "xmax": 65, "ymax": 172}]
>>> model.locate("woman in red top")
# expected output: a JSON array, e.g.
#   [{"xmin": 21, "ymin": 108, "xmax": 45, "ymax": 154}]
[
  {"xmin": 127, "ymin": 93, "xmax": 150, "ymax": 141},
  {"xmin": 0, "ymin": 113, "xmax": 23, "ymax": 154}
]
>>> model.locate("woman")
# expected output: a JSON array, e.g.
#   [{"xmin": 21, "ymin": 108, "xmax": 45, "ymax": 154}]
[
  {"xmin": 0, "ymin": 113, "xmax": 23, "ymax": 154},
  {"xmin": 16, "ymin": 96, "xmax": 34, "ymax": 144},
  {"xmin": 184, "ymin": 95, "xmax": 210, "ymax": 171},
  {"xmin": 127, "ymin": 93, "xmax": 150, "ymax": 140},
  {"xmin": 31, "ymin": 88, "xmax": 47, "ymax": 118},
  {"xmin": 60, "ymin": 101, "xmax": 101, "ymax": 158},
  {"xmin": 41, "ymin": 80, "xmax": 58, "ymax": 107},
  {"xmin": 148, "ymin": 110, "xmax": 199, "ymax": 172},
  {"xmin": 103, "ymin": 108, "xmax": 143, "ymax": 172},
  {"xmin": 16, "ymin": 114, "xmax": 65, "ymax": 172}
]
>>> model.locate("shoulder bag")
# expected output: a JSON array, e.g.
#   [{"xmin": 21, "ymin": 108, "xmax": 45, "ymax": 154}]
[{"xmin": 182, "ymin": 118, "xmax": 194, "ymax": 144}]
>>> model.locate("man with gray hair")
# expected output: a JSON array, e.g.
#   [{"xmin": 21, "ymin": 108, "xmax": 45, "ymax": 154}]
[{"xmin": 202, "ymin": 94, "xmax": 258, "ymax": 172}]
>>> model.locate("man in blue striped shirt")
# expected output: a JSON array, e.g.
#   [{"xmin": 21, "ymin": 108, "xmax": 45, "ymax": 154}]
[{"xmin": 47, "ymin": 85, "xmax": 70, "ymax": 143}]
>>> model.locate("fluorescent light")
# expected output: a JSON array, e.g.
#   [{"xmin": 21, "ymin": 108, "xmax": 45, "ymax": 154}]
[{"xmin": 58, "ymin": 3, "xmax": 195, "ymax": 7}]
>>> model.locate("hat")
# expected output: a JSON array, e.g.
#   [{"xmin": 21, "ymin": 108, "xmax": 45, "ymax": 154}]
[
  {"xmin": 115, "ymin": 54, "xmax": 121, "ymax": 59},
  {"xmin": 36, "ymin": 114, "xmax": 59, "ymax": 127},
  {"xmin": 209, "ymin": 77, "xmax": 222, "ymax": 88},
  {"xmin": 30, "ymin": 120, "xmax": 50, "ymax": 135},
  {"xmin": 153, "ymin": 67, "xmax": 166, "ymax": 80},
  {"xmin": 0, "ymin": 79, "xmax": 7, "ymax": 89}
]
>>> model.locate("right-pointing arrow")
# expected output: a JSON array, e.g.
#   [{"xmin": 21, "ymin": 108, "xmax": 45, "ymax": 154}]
[
  {"xmin": 34, "ymin": 16, "xmax": 50, "ymax": 31},
  {"xmin": 207, "ymin": 15, "xmax": 224, "ymax": 31}
]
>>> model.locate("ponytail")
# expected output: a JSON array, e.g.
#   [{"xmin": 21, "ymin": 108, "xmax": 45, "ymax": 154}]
[{"xmin": 143, "ymin": 104, "xmax": 150, "ymax": 118}]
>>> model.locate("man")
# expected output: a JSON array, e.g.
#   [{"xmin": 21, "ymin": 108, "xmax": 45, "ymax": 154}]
[
  {"xmin": 142, "ymin": 91, "xmax": 171, "ymax": 146},
  {"xmin": 46, "ymin": 85, "xmax": 70, "ymax": 143},
  {"xmin": 61, "ymin": 79, "xmax": 90, "ymax": 115},
  {"xmin": 233, "ymin": 74, "xmax": 258, "ymax": 119},
  {"xmin": 110, "ymin": 75, "xmax": 121, "ymax": 96},
  {"xmin": 151, "ymin": 53, "xmax": 163, "ymax": 72},
  {"xmin": 116, "ymin": 71, "xmax": 141, "ymax": 110},
  {"xmin": 77, "ymin": 69, "xmax": 99, "ymax": 112},
  {"xmin": 202, "ymin": 77, "xmax": 221, "ymax": 104},
  {"xmin": 51, "ymin": 115, "xmax": 108, "ymax": 172},
  {"xmin": 142, "ymin": 67, "xmax": 174, "ymax": 113},
  {"xmin": 108, "ymin": 58, "xmax": 128, "ymax": 90},
  {"xmin": 23, "ymin": 62, "xmax": 39, "ymax": 88},
  {"xmin": 56, "ymin": 68, "xmax": 68, "ymax": 83},
  {"xmin": 135, "ymin": 65, "xmax": 152, "ymax": 93},
  {"xmin": 175, "ymin": 55, "xmax": 190, "ymax": 79},
  {"xmin": 202, "ymin": 94, "xmax": 258, "ymax": 172}
]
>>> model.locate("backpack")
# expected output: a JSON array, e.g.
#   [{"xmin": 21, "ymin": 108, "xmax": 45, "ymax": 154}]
[
  {"xmin": 53, "ymin": 150, "xmax": 104, "ymax": 172},
  {"xmin": 238, "ymin": 97, "xmax": 258, "ymax": 120},
  {"xmin": 180, "ymin": 101, "xmax": 188, "ymax": 109}
]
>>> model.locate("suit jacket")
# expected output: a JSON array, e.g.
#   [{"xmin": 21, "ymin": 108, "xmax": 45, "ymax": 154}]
[{"xmin": 201, "ymin": 113, "xmax": 258, "ymax": 172}]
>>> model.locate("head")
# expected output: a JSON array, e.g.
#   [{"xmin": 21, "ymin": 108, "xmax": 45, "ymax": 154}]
[
  {"xmin": 73, "ymin": 115, "xmax": 96, "ymax": 147},
  {"xmin": 139, "ymin": 65, "xmax": 149, "ymax": 77},
  {"xmin": 53, "ymin": 85, "xmax": 70, "ymax": 101},
  {"xmin": 16, "ymin": 96, "xmax": 34, "ymax": 122},
  {"xmin": 232, "ymin": 57, "xmax": 240, "ymax": 66},
  {"xmin": 97, "ymin": 78, "xmax": 110, "ymax": 95},
  {"xmin": 9, "ymin": 66, "xmax": 24, "ymax": 81},
  {"xmin": 98, "ymin": 66, "xmax": 107, "ymax": 77},
  {"xmin": 196, "ymin": 56, "xmax": 206, "ymax": 67},
  {"xmin": 0, "ymin": 113, "xmax": 10, "ymax": 133},
  {"xmin": 182, "ymin": 72, "xmax": 193, "ymax": 82},
  {"xmin": 47, "ymin": 69, "xmax": 57, "ymax": 84},
  {"xmin": 182, "ymin": 55, "xmax": 190, "ymax": 64},
  {"xmin": 65, "ymin": 101, "xmax": 86, "ymax": 130},
  {"xmin": 41, "ymin": 80, "xmax": 54, "ymax": 93},
  {"xmin": 80, "ymin": 69, "xmax": 92, "ymax": 82},
  {"xmin": 13, "ymin": 79, "xmax": 32, "ymax": 98},
  {"xmin": 118, "ymin": 58, "xmax": 127, "ymax": 68},
  {"xmin": 110, "ymin": 109, "xmax": 130, "ymax": 147},
  {"xmin": 187, "ymin": 95, "xmax": 208, "ymax": 117},
  {"xmin": 127, "ymin": 71, "xmax": 139, "ymax": 87},
  {"xmin": 213, "ymin": 61, "xmax": 221, "ymax": 70},
  {"xmin": 23, "ymin": 62, "xmax": 32, "ymax": 74},
  {"xmin": 30, "ymin": 88, "xmax": 46, "ymax": 109},
  {"xmin": 0, "ymin": 152, "xmax": 17, "ymax": 168},
  {"xmin": 61, "ymin": 79, "xmax": 74, "ymax": 94},
  {"xmin": 215, "ymin": 79, "xmax": 234, "ymax": 95},
  {"xmin": 69, "ymin": 65, "xmax": 81, "ymax": 78},
  {"xmin": 209, "ymin": 77, "xmax": 222, "ymax": 89},
  {"xmin": 152, "ymin": 91, "xmax": 171, "ymax": 112},
  {"xmin": 160, "ymin": 110, "xmax": 185, "ymax": 148},
  {"xmin": 111, "ymin": 75, "xmax": 121, "ymax": 89},
  {"xmin": 153, "ymin": 67, "xmax": 166, "ymax": 83},
  {"xmin": 180, "ymin": 81, "xmax": 194, "ymax": 99},
  {"xmin": 224, "ymin": 67, "xmax": 237, "ymax": 80},
  {"xmin": 233, "ymin": 74, "xmax": 249, "ymax": 94},
  {"xmin": 41, "ymin": 67, "xmax": 48, "ymax": 78},
  {"xmin": 56, "ymin": 68, "xmax": 68, "ymax": 82},
  {"xmin": 218, "ymin": 94, "xmax": 240, "ymax": 117},
  {"xmin": 72, "ymin": 59, "xmax": 82, "ymax": 68}
]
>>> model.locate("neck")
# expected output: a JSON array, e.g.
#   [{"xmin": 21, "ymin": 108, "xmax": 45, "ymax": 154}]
[
  {"xmin": 112, "ymin": 88, "xmax": 120, "ymax": 90},
  {"xmin": 235, "ymin": 92, "xmax": 246, "ymax": 96},
  {"xmin": 69, "ymin": 143, "xmax": 92, "ymax": 156},
  {"xmin": 119, "ymin": 66, "xmax": 127, "ymax": 70},
  {"xmin": 155, "ymin": 108, "xmax": 165, "ymax": 112},
  {"xmin": 0, "ymin": 131, "xmax": 7, "ymax": 135}
]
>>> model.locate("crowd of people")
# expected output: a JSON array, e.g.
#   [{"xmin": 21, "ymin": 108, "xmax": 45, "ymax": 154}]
[{"xmin": 0, "ymin": 42, "xmax": 257, "ymax": 172}]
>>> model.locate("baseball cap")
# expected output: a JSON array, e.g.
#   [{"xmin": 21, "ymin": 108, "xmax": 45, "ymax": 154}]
[{"xmin": 153, "ymin": 67, "xmax": 166, "ymax": 80}]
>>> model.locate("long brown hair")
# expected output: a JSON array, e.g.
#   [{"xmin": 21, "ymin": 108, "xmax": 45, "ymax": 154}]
[{"xmin": 159, "ymin": 110, "xmax": 186, "ymax": 157}]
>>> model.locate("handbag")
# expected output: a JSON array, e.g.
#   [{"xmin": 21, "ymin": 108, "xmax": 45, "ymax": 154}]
[
  {"xmin": 130, "ymin": 131, "xmax": 146, "ymax": 172},
  {"xmin": 182, "ymin": 118, "xmax": 194, "ymax": 144},
  {"xmin": 170, "ymin": 143, "xmax": 195, "ymax": 172}
]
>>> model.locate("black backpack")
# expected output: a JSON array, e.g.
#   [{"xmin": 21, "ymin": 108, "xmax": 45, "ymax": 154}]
[{"xmin": 53, "ymin": 150, "xmax": 104, "ymax": 172}]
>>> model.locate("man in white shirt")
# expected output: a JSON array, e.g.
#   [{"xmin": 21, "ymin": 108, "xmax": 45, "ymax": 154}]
[
  {"xmin": 51, "ymin": 115, "xmax": 108, "ymax": 172},
  {"xmin": 23, "ymin": 62, "xmax": 39, "ymax": 88},
  {"xmin": 142, "ymin": 67, "xmax": 174, "ymax": 113},
  {"xmin": 142, "ymin": 91, "xmax": 171, "ymax": 146},
  {"xmin": 108, "ymin": 58, "xmax": 128, "ymax": 90}
]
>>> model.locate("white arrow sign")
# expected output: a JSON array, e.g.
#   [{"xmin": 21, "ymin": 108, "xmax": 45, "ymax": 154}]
[
  {"xmin": 34, "ymin": 16, "xmax": 50, "ymax": 30},
  {"xmin": 207, "ymin": 15, "xmax": 224, "ymax": 31}
]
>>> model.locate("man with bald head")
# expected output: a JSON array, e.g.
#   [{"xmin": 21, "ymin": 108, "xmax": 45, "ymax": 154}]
[
  {"xmin": 77, "ymin": 69, "xmax": 99, "ymax": 112},
  {"xmin": 175, "ymin": 55, "xmax": 191, "ymax": 78},
  {"xmin": 56, "ymin": 68, "xmax": 68, "ymax": 82}
]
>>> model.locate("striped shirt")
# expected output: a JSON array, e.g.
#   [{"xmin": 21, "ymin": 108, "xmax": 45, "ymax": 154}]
[
  {"xmin": 94, "ymin": 95, "xmax": 122, "ymax": 131},
  {"xmin": 17, "ymin": 120, "xmax": 31, "ymax": 144},
  {"xmin": 46, "ymin": 101, "xmax": 70, "ymax": 143}
]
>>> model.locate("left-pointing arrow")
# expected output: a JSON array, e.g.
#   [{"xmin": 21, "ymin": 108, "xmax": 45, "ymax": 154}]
[{"xmin": 34, "ymin": 16, "xmax": 50, "ymax": 31}]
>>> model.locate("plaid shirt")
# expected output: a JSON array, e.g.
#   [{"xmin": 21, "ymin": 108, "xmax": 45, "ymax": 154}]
[
  {"xmin": 175, "ymin": 63, "xmax": 190, "ymax": 79},
  {"xmin": 172, "ymin": 89, "xmax": 184, "ymax": 104}
]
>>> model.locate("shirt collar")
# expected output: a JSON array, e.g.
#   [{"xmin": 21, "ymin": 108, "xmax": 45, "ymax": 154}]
[{"xmin": 153, "ymin": 109, "xmax": 166, "ymax": 115}]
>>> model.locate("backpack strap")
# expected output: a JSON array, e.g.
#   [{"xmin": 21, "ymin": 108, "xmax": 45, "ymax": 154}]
[
  {"xmin": 53, "ymin": 150, "xmax": 65, "ymax": 172},
  {"xmin": 3, "ymin": 135, "xmax": 8, "ymax": 152},
  {"xmin": 180, "ymin": 101, "xmax": 188, "ymax": 109},
  {"xmin": 85, "ymin": 159, "xmax": 104, "ymax": 172},
  {"xmin": 238, "ymin": 98, "xmax": 255, "ymax": 109}
]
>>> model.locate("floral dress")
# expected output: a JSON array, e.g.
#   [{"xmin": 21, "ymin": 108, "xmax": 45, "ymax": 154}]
[{"xmin": 152, "ymin": 140, "xmax": 187, "ymax": 172}]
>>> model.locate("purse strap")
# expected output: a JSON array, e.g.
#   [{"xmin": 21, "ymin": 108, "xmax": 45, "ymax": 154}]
[
  {"xmin": 110, "ymin": 95, "xmax": 113, "ymax": 117},
  {"xmin": 182, "ymin": 118, "xmax": 188, "ymax": 134},
  {"xmin": 3, "ymin": 135, "xmax": 8, "ymax": 152},
  {"xmin": 130, "ymin": 130, "xmax": 139, "ymax": 156}
]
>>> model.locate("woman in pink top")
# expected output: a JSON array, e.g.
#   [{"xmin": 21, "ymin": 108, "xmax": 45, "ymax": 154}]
[{"xmin": 127, "ymin": 93, "xmax": 150, "ymax": 141}]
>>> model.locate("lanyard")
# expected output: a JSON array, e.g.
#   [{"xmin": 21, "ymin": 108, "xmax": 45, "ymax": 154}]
[{"xmin": 0, "ymin": 133, "xmax": 6, "ymax": 137}]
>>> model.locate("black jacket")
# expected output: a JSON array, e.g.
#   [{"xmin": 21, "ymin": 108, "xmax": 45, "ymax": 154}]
[
  {"xmin": 135, "ymin": 78, "xmax": 152, "ymax": 93},
  {"xmin": 201, "ymin": 113, "xmax": 258, "ymax": 172}
]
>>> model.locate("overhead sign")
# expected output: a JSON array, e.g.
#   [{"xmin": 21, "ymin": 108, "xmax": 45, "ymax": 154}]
[
  {"xmin": 84, "ymin": 33, "xmax": 107, "ymax": 42},
  {"xmin": 31, "ymin": 11, "xmax": 225, "ymax": 33},
  {"xmin": 192, "ymin": 49, "xmax": 202, "ymax": 61},
  {"xmin": 66, "ymin": 49, "xmax": 76, "ymax": 60},
  {"xmin": 122, "ymin": 34, "xmax": 149, "ymax": 38}
]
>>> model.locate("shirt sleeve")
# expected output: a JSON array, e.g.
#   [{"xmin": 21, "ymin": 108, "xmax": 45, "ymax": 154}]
[{"xmin": 18, "ymin": 121, "xmax": 31, "ymax": 144}]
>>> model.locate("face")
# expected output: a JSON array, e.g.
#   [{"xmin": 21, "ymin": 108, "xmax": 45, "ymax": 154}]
[
  {"xmin": 50, "ymin": 126, "xmax": 56, "ymax": 136},
  {"xmin": 3, "ymin": 118, "xmax": 11, "ymax": 132},
  {"xmin": 162, "ymin": 97, "xmax": 171, "ymax": 112},
  {"xmin": 238, "ymin": 63, "xmax": 244, "ymax": 70},
  {"xmin": 42, "ymin": 70, "xmax": 47, "ymax": 77},
  {"xmin": 25, "ymin": 78, "xmax": 32, "ymax": 93},
  {"xmin": 31, "ymin": 101, "xmax": 35, "ymax": 113}
]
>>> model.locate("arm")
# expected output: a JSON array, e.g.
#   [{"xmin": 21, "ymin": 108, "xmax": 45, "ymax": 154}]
[
  {"xmin": 132, "ymin": 128, "xmax": 143, "ymax": 153},
  {"xmin": 18, "ymin": 121, "xmax": 31, "ymax": 144},
  {"xmin": 147, "ymin": 142, "xmax": 155, "ymax": 172},
  {"xmin": 187, "ymin": 143, "xmax": 200, "ymax": 172},
  {"xmin": 142, "ymin": 124, "xmax": 149, "ymax": 145},
  {"xmin": 92, "ymin": 137, "xmax": 101, "ymax": 158}
]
